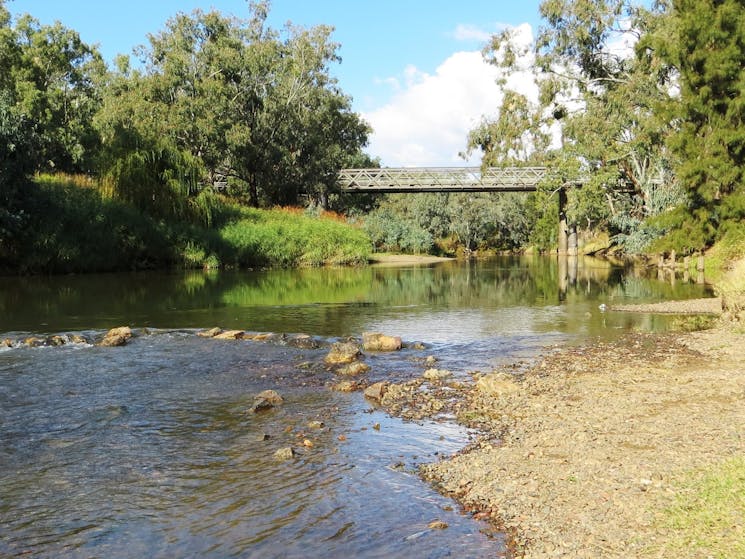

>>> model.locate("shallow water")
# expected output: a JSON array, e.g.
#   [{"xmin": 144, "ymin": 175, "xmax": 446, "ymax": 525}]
[{"xmin": 0, "ymin": 257, "xmax": 712, "ymax": 557}]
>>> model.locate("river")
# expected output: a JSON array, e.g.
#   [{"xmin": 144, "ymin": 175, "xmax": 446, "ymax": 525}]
[{"xmin": 0, "ymin": 256, "xmax": 711, "ymax": 558}]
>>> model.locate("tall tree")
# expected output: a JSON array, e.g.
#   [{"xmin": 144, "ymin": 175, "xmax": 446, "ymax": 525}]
[
  {"xmin": 3, "ymin": 10, "xmax": 103, "ymax": 173},
  {"xmin": 478, "ymin": 1, "xmax": 682, "ymax": 250},
  {"xmin": 654, "ymin": 0, "xmax": 745, "ymax": 248},
  {"xmin": 97, "ymin": 4, "xmax": 369, "ymax": 211}
]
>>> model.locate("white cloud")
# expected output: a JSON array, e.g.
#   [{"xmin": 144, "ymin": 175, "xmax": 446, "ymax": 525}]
[
  {"xmin": 362, "ymin": 24, "xmax": 539, "ymax": 167},
  {"xmin": 452, "ymin": 23, "xmax": 493, "ymax": 43}
]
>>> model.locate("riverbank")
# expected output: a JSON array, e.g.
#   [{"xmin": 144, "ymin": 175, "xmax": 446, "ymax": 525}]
[
  {"xmin": 369, "ymin": 254, "xmax": 454, "ymax": 266},
  {"xmin": 415, "ymin": 319, "xmax": 745, "ymax": 558}
]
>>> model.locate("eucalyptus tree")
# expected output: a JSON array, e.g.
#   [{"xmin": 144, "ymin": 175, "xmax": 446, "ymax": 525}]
[{"xmin": 477, "ymin": 0, "xmax": 682, "ymax": 251}]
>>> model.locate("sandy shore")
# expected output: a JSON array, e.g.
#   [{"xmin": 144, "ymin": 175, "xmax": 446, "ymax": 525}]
[
  {"xmin": 404, "ymin": 320, "xmax": 745, "ymax": 558},
  {"xmin": 611, "ymin": 297, "xmax": 723, "ymax": 315},
  {"xmin": 369, "ymin": 254, "xmax": 454, "ymax": 266}
]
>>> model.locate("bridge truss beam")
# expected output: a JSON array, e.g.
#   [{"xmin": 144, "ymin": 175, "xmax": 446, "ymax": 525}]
[{"xmin": 337, "ymin": 167, "xmax": 550, "ymax": 193}]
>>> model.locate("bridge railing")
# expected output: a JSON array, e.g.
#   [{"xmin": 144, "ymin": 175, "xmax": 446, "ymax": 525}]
[{"xmin": 337, "ymin": 166, "xmax": 550, "ymax": 192}]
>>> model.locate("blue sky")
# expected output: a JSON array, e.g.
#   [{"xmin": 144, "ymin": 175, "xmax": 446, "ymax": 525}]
[{"xmin": 7, "ymin": 0, "xmax": 545, "ymax": 166}]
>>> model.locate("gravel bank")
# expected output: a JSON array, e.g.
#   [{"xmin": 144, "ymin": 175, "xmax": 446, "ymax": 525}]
[
  {"xmin": 416, "ymin": 323, "xmax": 745, "ymax": 558},
  {"xmin": 610, "ymin": 297, "xmax": 723, "ymax": 315}
]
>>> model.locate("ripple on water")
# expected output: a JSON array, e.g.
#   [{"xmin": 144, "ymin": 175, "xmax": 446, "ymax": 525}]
[{"xmin": 0, "ymin": 332, "xmax": 507, "ymax": 558}]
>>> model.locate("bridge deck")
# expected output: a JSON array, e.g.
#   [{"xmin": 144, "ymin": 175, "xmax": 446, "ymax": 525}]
[{"xmin": 338, "ymin": 167, "xmax": 549, "ymax": 193}]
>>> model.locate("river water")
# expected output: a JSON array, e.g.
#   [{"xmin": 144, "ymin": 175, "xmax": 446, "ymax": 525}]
[{"xmin": 0, "ymin": 257, "xmax": 711, "ymax": 558}]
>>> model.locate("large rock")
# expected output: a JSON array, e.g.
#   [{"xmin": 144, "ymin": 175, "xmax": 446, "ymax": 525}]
[
  {"xmin": 475, "ymin": 372, "xmax": 519, "ymax": 397},
  {"xmin": 287, "ymin": 334, "xmax": 320, "ymax": 349},
  {"xmin": 249, "ymin": 389, "xmax": 284, "ymax": 413},
  {"xmin": 273, "ymin": 447, "xmax": 296, "ymax": 461},
  {"xmin": 324, "ymin": 341, "xmax": 361, "ymax": 364},
  {"xmin": 197, "ymin": 327, "xmax": 222, "ymax": 338},
  {"xmin": 422, "ymin": 368, "xmax": 452, "ymax": 381},
  {"xmin": 336, "ymin": 362, "xmax": 370, "ymax": 376},
  {"xmin": 362, "ymin": 332, "xmax": 402, "ymax": 352},
  {"xmin": 100, "ymin": 326, "xmax": 132, "ymax": 347},
  {"xmin": 214, "ymin": 330, "xmax": 245, "ymax": 340},
  {"xmin": 364, "ymin": 381, "xmax": 389, "ymax": 402}
]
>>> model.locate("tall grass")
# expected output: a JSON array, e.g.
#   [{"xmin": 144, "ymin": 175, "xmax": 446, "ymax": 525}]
[
  {"xmin": 3, "ymin": 174, "xmax": 371, "ymax": 274},
  {"xmin": 219, "ymin": 207, "xmax": 371, "ymax": 267}
]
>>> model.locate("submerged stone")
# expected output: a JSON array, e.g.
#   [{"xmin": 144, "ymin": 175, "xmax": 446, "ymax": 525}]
[
  {"xmin": 255, "ymin": 389, "xmax": 284, "ymax": 404},
  {"xmin": 249, "ymin": 390, "xmax": 284, "ymax": 413},
  {"xmin": 273, "ymin": 447, "xmax": 296, "ymax": 461},
  {"xmin": 335, "ymin": 362, "xmax": 370, "ymax": 376}
]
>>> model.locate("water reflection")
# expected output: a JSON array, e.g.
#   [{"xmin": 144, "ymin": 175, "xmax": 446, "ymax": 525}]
[
  {"xmin": 0, "ymin": 257, "xmax": 715, "ymax": 557},
  {"xmin": 0, "ymin": 256, "xmax": 712, "ymax": 336}
]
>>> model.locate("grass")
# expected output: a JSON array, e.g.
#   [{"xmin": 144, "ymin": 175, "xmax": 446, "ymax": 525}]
[
  {"xmin": 3, "ymin": 173, "xmax": 371, "ymax": 274},
  {"xmin": 654, "ymin": 457, "xmax": 745, "ymax": 558}
]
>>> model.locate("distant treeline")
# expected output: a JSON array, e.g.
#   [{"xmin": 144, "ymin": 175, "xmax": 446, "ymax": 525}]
[{"xmin": 2, "ymin": 1, "xmax": 745, "ymax": 273}]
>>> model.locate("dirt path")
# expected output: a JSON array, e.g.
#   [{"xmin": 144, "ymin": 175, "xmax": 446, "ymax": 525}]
[{"xmin": 418, "ymin": 322, "xmax": 745, "ymax": 558}]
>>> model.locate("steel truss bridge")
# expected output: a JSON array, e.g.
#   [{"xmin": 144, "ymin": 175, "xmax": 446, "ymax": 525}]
[
  {"xmin": 337, "ymin": 166, "xmax": 587, "ymax": 254},
  {"xmin": 337, "ymin": 166, "xmax": 552, "ymax": 193}
]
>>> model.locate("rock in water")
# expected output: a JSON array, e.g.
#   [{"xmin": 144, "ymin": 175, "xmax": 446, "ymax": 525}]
[
  {"xmin": 364, "ymin": 381, "xmax": 389, "ymax": 402},
  {"xmin": 100, "ymin": 326, "xmax": 132, "ymax": 347},
  {"xmin": 249, "ymin": 389, "xmax": 284, "ymax": 413},
  {"xmin": 324, "ymin": 341, "xmax": 361, "ymax": 364},
  {"xmin": 335, "ymin": 362, "xmax": 370, "ymax": 376},
  {"xmin": 331, "ymin": 380, "xmax": 362, "ymax": 392},
  {"xmin": 423, "ymin": 368, "xmax": 452, "ymax": 381},
  {"xmin": 255, "ymin": 389, "xmax": 284, "ymax": 404},
  {"xmin": 197, "ymin": 327, "xmax": 222, "ymax": 338},
  {"xmin": 273, "ymin": 447, "xmax": 296, "ymax": 461},
  {"xmin": 287, "ymin": 334, "xmax": 320, "ymax": 349},
  {"xmin": 214, "ymin": 330, "xmax": 245, "ymax": 340},
  {"xmin": 362, "ymin": 332, "xmax": 402, "ymax": 352}
]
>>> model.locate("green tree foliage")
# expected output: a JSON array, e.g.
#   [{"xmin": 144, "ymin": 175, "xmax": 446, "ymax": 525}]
[
  {"xmin": 478, "ymin": 1, "xmax": 684, "ymax": 252},
  {"xmin": 1, "ymin": 3, "xmax": 102, "ymax": 257},
  {"xmin": 362, "ymin": 192, "xmax": 533, "ymax": 255},
  {"xmin": 96, "ymin": 3, "xmax": 370, "ymax": 212},
  {"xmin": 0, "ymin": 6, "xmax": 103, "ymax": 173},
  {"xmin": 650, "ymin": 0, "xmax": 745, "ymax": 250}
]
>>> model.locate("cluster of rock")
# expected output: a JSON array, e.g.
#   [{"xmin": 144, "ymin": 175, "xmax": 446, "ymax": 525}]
[
  {"xmin": 2, "ymin": 333, "xmax": 90, "ymax": 348},
  {"xmin": 196, "ymin": 327, "xmax": 321, "ymax": 348}
]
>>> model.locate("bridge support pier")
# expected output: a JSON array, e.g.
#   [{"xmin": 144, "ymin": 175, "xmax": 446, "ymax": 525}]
[{"xmin": 557, "ymin": 188, "xmax": 577, "ymax": 255}]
